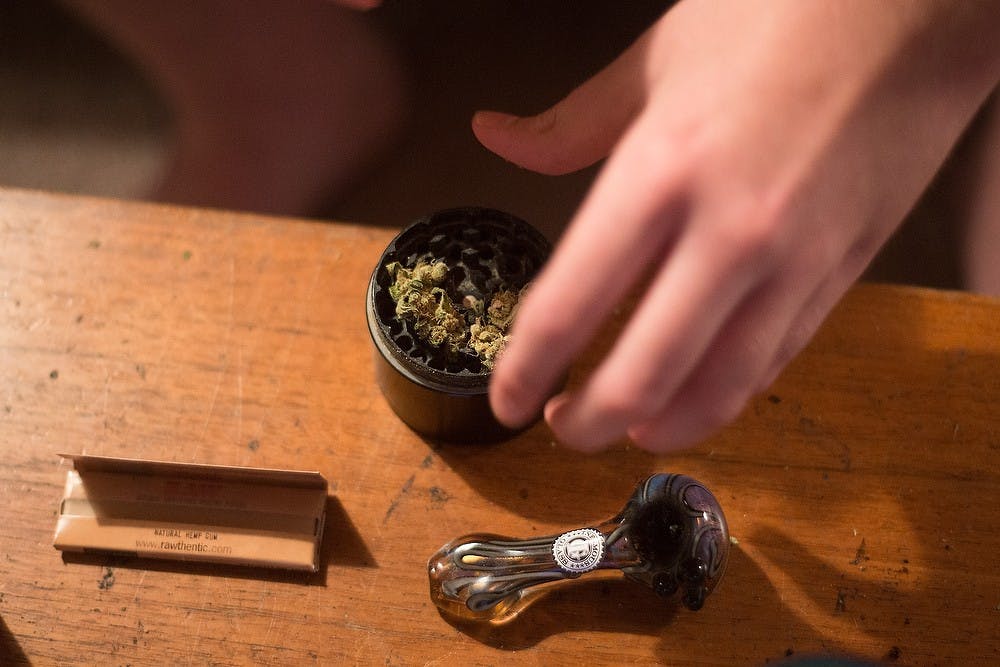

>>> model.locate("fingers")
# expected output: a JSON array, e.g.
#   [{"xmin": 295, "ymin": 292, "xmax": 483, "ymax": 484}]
[
  {"xmin": 627, "ymin": 235, "xmax": 881, "ymax": 452},
  {"xmin": 529, "ymin": 135, "xmax": 873, "ymax": 452},
  {"xmin": 542, "ymin": 216, "xmax": 765, "ymax": 450},
  {"xmin": 758, "ymin": 235, "xmax": 882, "ymax": 389},
  {"xmin": 471, "ymin": 28, "xmax": 652, "ymax": 176},
  {"xmin": 624, "ymin": 274, "xmax": 814, "ymax": 451},
  {"xmin": 488, "ymin": 114, "xmax": 687, "ymax": 429}
]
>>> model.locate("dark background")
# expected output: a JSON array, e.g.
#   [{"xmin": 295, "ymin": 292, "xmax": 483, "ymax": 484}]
[{"xmin": 0, "ymin": 0, "xmax": 962, "ymax": 288}]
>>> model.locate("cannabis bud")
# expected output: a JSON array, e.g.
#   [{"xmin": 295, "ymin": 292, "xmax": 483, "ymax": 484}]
[
  {"xmin": 367, "ymin": 207, "xmax": 552, "ymax": 442},
  {"xmin": 384, "ymin": 261, "xmax": 524, "ymax": 370}
]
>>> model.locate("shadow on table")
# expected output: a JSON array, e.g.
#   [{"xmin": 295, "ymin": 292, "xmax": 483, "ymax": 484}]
[
  {"xmin": 419, "ymin": 302, "xmax": 667, "ymax": 525},
  {"xmin": 421, "ymin": 299, "xmax": 999, "ymax": 661},
  {"xmin": 0, "ymin": 615, "xmax": 30, "ymax": 666},
  {"xmin": 428, "ymin": 457, "xmax": 884, "ymax": 660},
  {"xmin": 443, "ymin": 546, "xmax": 845, "ymax": 662},
  {"xmin": 60, "ymin": 495, "xmax": 374, "ymax": 585},
  {"xmin": 426, "ymin": 427, "xmax": 660, "ymax": 525},
  {"xmin": 322, "ymin": 494, "xmax": 377, "ymax": 568},
  {"xmin": 422, "ymin": 431, "xmax": 911, "ymax": 661},
  {"xmin": 742, "ymin": 526, "xmax": 939, "ymax": 665}
]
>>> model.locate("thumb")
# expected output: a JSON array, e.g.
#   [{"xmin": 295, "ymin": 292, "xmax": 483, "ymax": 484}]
[{"xmin": 472, "ymin": 32, "xmax": 650, "ymax": 176}]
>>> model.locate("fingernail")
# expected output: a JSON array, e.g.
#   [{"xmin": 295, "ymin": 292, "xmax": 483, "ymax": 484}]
[
  {"xmin": 473, "ymin": 111, "xmax": 517, "ymax": 130},
  {"xmin": 544, "ymin": 393, "xmax": 572, "ymax": 428},
  {"xmin": 490, "ymin": 383, "xmax": 535, "ymax": 429},
  {"xmin": 546, "ymin": 395, "xmax": 612, "ymax": 453}
]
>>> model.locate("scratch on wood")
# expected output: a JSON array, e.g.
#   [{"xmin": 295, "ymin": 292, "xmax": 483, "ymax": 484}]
[
  {"xmin": 850, "ymin": 538, "xmax": 868, "ymax": 567},
  {"xmin": 254, "ymin": 255, "xmax": 323, "ymax": 440},
  {"xmin": 98, "ymin": 567, "xmax": 115, "ymax": 590},
  {"xmin": 383, "ymin": 474, "xmax": 415, "ymax": 524},
  {"xmin": 130, "ymin": 570, "xmax": 147, "ymax": 607},
  {"xmin": 428, "ymin": 486, "xmax": 451, "ymax": 505}
]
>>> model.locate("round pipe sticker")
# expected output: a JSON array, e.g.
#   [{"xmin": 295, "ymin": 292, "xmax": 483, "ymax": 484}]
[{"xmin": 552, "ymin": 528, "xmax": 605, "ymax": 573}]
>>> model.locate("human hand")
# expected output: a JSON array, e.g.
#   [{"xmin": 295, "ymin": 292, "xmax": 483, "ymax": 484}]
[{"xmin": 476, "ymin": 0, "xmax": 1000, "ymax": 452}]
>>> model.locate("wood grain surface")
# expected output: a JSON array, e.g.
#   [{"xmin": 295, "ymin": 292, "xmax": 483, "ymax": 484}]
[{"xmin": 1, "ymin": 188, "xmax": 998, "ymax": 666}]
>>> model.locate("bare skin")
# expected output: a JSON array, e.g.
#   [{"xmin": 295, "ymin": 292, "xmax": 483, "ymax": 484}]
[
  {"xmin": 478, "ymin": 1, "xmax": 1000, "ymax": 452},
  {"xmin": 64, "ymin": 1, "xmax": 1000, "ymax": 452},
  {"xmin": 956, "ymin": 93, "xmax": 1000, "ymax": 295},
  {"xmin": 63, "ymin": 0, "xmax": 405, "ymax": 216}
]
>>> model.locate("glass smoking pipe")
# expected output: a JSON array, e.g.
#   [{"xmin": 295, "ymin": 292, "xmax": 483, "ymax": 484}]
[{"xmin": 428, "ymin": 473, "xmax": 729, "ymax": 624}]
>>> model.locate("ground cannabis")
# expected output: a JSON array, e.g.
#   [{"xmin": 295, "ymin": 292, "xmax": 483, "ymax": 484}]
[{"xmin": 385, "ymin": 260, "xmax": 522, "ymax": 370}]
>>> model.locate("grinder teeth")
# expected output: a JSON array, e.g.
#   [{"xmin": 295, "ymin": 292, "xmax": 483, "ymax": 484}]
[{"xmin": 374, "ymin": 209, "xmax": 549, "ymax": 377}]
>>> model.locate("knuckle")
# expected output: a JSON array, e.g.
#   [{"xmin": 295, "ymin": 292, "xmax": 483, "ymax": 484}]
[
  {"xmin": 685, "ymin": 375, "xmax": 754, "ymax": 431},
  {"xmin": 518, "ymin": 304, "xmax": 577, "ymax": 351},
  {"xmin": 590, "ymin": 374, "xmax": 664, "ymax": 425},
  {"xmin": 528, "ymin": 107, "xmax": 559, "ymax": 135},
  {"xmin": 620, "ymin": 123, "xmax": 692, "ymax": 189},
  {"xmin": 734, "ymin": 215, "xmax": 784, "ymax": 266},
  {"xmin": 710, "ymin": 188, "xmax": 791, "ymax": 269},
  {"xmin": 491, "ymin": 361, "xmax": 531, "ymax": 400}
]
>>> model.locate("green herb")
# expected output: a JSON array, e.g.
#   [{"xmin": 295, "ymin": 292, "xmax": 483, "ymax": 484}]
[{"xmin": 385, "ymin": 260, "xmax": 524, "ymax": 369}]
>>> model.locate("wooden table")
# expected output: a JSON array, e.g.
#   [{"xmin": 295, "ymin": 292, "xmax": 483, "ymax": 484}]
[{"xmin": 1, "ymin": 188, "xmax": 997, "ymax": 665}]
